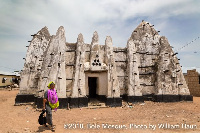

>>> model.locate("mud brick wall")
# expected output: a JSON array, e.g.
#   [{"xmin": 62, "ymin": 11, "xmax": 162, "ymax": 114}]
[{"xmin": 184, "ymin": 69, "xmax": 200, "ymax": 96}]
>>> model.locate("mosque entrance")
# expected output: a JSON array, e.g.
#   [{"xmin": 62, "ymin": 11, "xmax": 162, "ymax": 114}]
[
  {"xmin": 86, "ymin": 73, "xmax": 107, "ymax": 107},
  {"xmin": 88, "ymin": 77, "xmax": 97, "ymax": 98}
]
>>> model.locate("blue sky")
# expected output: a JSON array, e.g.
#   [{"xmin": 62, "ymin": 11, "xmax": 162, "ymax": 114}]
[{"xmin": 0, "ymin": 0, "xmax": 200, "ymax": 73}]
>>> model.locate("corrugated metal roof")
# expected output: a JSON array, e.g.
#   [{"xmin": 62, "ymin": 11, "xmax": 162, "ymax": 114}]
[{"xmin": 0, "ymin": 71, "xmax": 20, "ymax": 76}]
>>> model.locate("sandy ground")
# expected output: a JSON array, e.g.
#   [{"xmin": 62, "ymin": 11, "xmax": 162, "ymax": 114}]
[{"xmin": 1, "ymin": 89, "xmax": 200, "ymax": 133}]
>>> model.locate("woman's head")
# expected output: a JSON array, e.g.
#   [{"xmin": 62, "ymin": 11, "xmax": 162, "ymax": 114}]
[{"xmin": 48, "ymin": 81, "xmax": 55, "ymax": 89}]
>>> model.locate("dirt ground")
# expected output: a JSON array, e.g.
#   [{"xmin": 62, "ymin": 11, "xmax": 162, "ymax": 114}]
[{"xmin": 1, "ymin": 89, "xmax": 200, "ymax": 133}]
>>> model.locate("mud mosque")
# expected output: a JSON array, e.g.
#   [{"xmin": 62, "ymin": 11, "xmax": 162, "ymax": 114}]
[{"xmin": 15, "ymin": 21, "xmax": 193, "ymax": 108}]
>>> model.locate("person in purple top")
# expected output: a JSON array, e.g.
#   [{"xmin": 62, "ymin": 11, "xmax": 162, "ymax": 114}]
[{"xmin": 43, "ymin": 81, "xmax": 56, "ymax": 131}]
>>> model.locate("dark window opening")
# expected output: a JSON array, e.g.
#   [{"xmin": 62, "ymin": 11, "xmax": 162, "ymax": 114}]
[
  {"xmin": 88, "ymin": 77, "xmax": 97, "ymax": 98},
  {"xmin": 199, "ymin": 75, "xmax": 200, "ymax": 84}
]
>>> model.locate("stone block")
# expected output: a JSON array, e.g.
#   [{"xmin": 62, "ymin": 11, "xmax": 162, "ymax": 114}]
[
  {"xmin": 125, "ymin": 95, "xmax": 144, "ymax": 103},
  {"xmin": 96, "ymin": 95, "xmax": 107, "ymax": 102},
  {"xmin": 153, "ymin": 95, "xmax": 180, "ymax": 102},
  {"xmin": 68, "ymin": 97, "xmax": 88, "ymax": 108},
  {"xmin": 58, "ymin": 98, "xmax": 68, "ymax": 109},
  {"xmin": 35, "ymin": 96, "xmax": 43, "ymax": 109},
  {"xmin": 179, "ymin": 95, "xmax": 193, "ymax": 101},
  {"xmin": 15, "ymin": 94, "xmax": 35, "ymax": 104},
  {"xmin": 106, "ymin": 97, "xmax": 122, "ymax": 107}
]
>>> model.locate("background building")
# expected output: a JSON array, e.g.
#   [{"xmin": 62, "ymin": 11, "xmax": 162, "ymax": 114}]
[
  {"xmin": 184, "ymin": 69, "xmax": 200, "ymax": 96},
  {"xmin": 0, "ymin": 71, "xmax": 20, "ymax": 88}
]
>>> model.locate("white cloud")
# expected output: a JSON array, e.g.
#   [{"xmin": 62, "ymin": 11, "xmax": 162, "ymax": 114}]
[{"xmin": 0, "ymin": 0, "xmax": 200, "ymax": 72}]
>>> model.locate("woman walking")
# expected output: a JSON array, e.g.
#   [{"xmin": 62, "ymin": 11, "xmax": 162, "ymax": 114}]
[{"xmin": 43, "ymin": 81, "xmax": 59, "ymax": 131}]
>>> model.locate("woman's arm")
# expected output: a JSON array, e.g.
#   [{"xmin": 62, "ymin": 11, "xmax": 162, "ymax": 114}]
[{"xmin": 43, "ymin": 98, "xmax": 47, "ymax": 110}]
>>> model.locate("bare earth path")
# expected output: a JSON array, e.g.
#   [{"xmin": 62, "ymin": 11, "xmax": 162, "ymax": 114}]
[{"xmin": 1, "ymin": 89, "xmax": 200, "ymax": 133}]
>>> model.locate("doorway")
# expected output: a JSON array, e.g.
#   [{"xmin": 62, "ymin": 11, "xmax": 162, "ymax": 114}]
[{"xmin": 88, "ymin": 77, "xmax": 97, "ymax": 98}]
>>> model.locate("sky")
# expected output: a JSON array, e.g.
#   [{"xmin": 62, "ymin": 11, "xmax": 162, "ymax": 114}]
[{"xmin": 0, "ymin": 0, "xmax": 200, "ymax": 73}]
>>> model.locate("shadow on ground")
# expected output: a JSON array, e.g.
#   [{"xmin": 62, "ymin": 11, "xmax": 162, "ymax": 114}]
[{"xmin": 36, "ymin": 125, "xmax": 51, "ymax": 132}]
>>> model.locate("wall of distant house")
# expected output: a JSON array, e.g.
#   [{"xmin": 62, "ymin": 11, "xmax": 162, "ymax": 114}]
[
  {"xmin": 184, "ymin": 69, "xmax": 200, "ymax": 97},
  {"xmin": 0, "ymin": 74, "xmax": 20, "ymax": 87}
]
